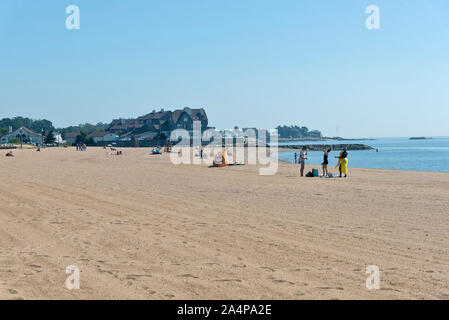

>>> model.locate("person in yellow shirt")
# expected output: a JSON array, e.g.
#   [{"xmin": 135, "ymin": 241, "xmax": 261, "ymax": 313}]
[{"xmin": 335, "ymin": 147, "xmax": 348, "ymax": 177}]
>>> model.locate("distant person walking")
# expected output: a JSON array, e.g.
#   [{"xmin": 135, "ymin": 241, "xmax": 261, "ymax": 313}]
[
  {"xmin": 335, "ymin": 147, "xmax": 348, "ymax": 177},
  {"xmin": 322, "ymin": 148, "xmax": 331, "ymax": 176},
  {"xmin": 299, "ymin": 146, "xmax": 308, "ymax": 177},
  {"xmin": 294, "ymin": 152, "xmax": 297, "ymax": 164}
]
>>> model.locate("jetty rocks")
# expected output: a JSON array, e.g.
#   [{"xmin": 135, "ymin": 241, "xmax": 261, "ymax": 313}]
[{"xmin": 279, "ymin": 144, "xmax": 374, "ymax": 151}]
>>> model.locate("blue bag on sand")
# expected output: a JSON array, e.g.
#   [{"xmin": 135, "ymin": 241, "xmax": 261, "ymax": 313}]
[{"xmin": 312, "ymin": 169, "xmax": 319, "ymax": 177}]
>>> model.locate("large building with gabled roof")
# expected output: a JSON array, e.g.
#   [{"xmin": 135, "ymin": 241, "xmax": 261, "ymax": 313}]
[
  {"xmin": 0, "ymin": 127, "xmax": 42, "ymax": 144},
  {"xmin": 107, "ymin": 107, "xmax": 209, "ymax": 142}
]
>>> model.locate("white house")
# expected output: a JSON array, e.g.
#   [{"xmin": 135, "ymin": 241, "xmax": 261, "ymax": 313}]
[
  {"xmin": 0, "ymin": 127, "xmax": 42, "ymax": 144},
  {"xmin": 54, "ymin": 133, "xmax": 65, "ymax": 144},
  {"xmin": 64, "ymin": 132, "xmax": 79, "ymax": 145},
  {"xmin": 119, "ymin": 132, "xmax": 133, "ymax": 141},
  {"xmin": 135, "ymin": 131, "xmax": 158, "ymax": 141},
  {"xmin": 91, "ymin": 132, "xmax": 119, "ymax": 143}
]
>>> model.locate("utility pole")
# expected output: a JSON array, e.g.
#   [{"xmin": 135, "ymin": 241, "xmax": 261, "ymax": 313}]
[{"xmin": 20, "ymin": 127, "xmax": 23, "ymax": 149}]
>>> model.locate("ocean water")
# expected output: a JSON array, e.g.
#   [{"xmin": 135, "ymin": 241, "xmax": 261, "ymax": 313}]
[{"xmin": 274, "ymin": 137, "xmax": 449, "ymax": 173}]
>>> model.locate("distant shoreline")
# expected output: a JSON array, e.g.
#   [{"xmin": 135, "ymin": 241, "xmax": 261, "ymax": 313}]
[
  {"xmin": 277, "ymin": 143, "xmax": 374, "ymax": 151},
  {"xmin": 409, "ymin": 137, "xmax": 432, "ymax": 140},
  {"xmin": 277, "ymin": 137, "xmax": 376, "ymax": 142}
]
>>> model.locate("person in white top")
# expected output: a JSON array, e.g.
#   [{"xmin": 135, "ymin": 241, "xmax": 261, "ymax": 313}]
[{"xmin": 299, "ymin": 146, "xmax": 308, "ymax": 177}]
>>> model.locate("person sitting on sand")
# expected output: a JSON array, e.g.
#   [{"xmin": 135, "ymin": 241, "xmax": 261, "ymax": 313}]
[
  {"xmin": 5, "ymin": 151, "xmax": 14, "ymax": 157},
  {"xmin": 322, "ymin": 148, "xmax": 331, "ymax": 176},
  {"xmin": 299, "ymin": 146, "xmax": 308, "ymax": 177},
  {"xmin": 335, "ymin": 147, "xmax": 348, "ymax": 177}
]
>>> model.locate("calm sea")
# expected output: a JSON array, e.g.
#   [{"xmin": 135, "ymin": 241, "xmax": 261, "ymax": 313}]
[{"xmin": 274, "ymin": 137, "xmax": 449, "ymax": 173}]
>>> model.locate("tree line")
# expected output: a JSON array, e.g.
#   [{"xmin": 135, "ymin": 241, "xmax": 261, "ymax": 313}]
[
  {"xmin": 0, "ymin": 116, "xmax": 108, "ymax": 145},
  {"xmin": 0, "ymin": 117, "xmax": 54, "ymax": 135},
  {"xmin": 276, "ymin": 125, "xmax": 322, "ymax": 139}
]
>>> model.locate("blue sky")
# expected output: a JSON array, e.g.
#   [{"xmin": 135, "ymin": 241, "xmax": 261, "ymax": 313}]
[{"xmin": 0, "ymin": 0, "xmax": 448, "ymax": 137}]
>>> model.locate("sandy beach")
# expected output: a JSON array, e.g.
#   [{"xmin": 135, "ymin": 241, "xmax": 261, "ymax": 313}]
[{"xmin": 1, "ymin": 147, "xmax": 448, "ymax": 300}]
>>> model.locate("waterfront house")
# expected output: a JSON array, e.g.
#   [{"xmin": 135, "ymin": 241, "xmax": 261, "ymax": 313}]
[
  {"xmin": 63, "ymin": 132, "xmax": 79, "ymax": 145},
  {"xmin": 90, "ymin": 132, "xmax": 119, "ymax": 143},
  {"xmin": 108, "ymin": 107, "xmax": 209, "ymax": 142},
  {"xmin": 0, "ymin": 127, "xmax": 42, "ymax": 144}
]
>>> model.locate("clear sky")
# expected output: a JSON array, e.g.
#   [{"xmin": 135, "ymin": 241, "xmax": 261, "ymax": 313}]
[{"xmin": 1, "ymin": 0, "xmax": 448, "ymax": 137}]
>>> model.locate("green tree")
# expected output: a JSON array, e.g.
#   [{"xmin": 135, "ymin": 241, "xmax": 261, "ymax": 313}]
[
  {"xmin": 75, "ymin": 131, "xmax": 88, "ymax": 145},
  {"xmin": 9, "ymin": 138, "xmax": 21, "ymax": 144},
  {"xmin": 86, "ymin": 136, "xmax": 95, "ymax": 145},
  {"xmin": 0, "ymin": 117, "xmax": 54, "ymax": 133},
  {"xmin": 44, "ymin": 130, "xmax": 56, "ymax": 144},
  {"xmin": 276, "ymin": 125, "xmax": 321, "ymax": 139},
  {"xmin": 75, "ymin": 131, "xmax": 96, "ymax": 146}
]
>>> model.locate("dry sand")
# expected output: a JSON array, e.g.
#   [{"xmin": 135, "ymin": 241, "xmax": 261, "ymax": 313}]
[{"xmin": 0, "ymin": 147, "xmax": 448, "ymax": 300}]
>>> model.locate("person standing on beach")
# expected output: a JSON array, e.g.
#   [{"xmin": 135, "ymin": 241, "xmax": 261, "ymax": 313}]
[
  {"xmin": 322, "ymin": 148, "xmax": 331, "ymax": 176},
  {"xmin": 299, "ymin": 146, "xmax": 308, "ymax": 177},
  {"xmin": 335, "ymin": 147, "xmax": 348, "ymax": 177},
  {"xmin": 294, "ymin": 152, "xmax": 297, "ymax": 164}
]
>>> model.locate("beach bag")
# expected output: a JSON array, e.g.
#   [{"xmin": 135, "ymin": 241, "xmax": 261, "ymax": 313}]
[{"xmin": 312, "ymin": 169, "xmax": 319, "ymax": 177}]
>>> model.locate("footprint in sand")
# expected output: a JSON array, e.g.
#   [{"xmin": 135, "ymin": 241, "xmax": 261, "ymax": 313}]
[
  {"xmin": 27, "ymin": 264, "xmax": 42, "ymax": 273},
  {"xmin": 8, "ymin": 289, "xmax": 18, "ymax": 294},
  {"xmin": 179, "ymin": 274, "xmax": 199, "ymax": 279},
  {"xmin": 261, "ymin": 266, "xmax": 276, "ymax": 272},
  {"xmin": 291, "ymin": 268, "xmax": 311, "ymax": 272},
  {"xmin": 215, "ymin": 279, "xmax": 242, "ymax": 282},
  {"xmin": 272, "ymin": 279, "xmax": 295, "ymax": 285},
  {"xmin": 317, "ymin": 287, "xmax": 344, "ymax": 291},
  {"xmin": 126, "ymin": 274, "xmax": 153, "ymax": 280},
  {"xmin": 379, "ymin": 287, "xmax": 400, "ymax": 292}
]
